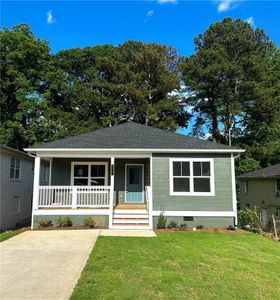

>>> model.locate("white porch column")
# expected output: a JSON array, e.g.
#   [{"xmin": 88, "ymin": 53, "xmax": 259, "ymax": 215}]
[
  {"xmin": 109, "ymin": 157, "xmax": 115, "ymax": 229},
  {"xmin": 231, "ymin": 154, "xmax": 238, "ymax": 226},
  {"xmin": 31, "ymin": 156, "xmax": 41, "ymax": 229},
  {"xmin": 149, "ymin": 156, "xmax": 153, "ymax": 229},
  {"xmin": 49, "ymin": 158, "xmax": 53, "ymax": 185}
]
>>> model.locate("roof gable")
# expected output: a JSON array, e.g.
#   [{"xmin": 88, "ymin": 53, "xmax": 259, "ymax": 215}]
[{"xmin": 28, "ymin": 122, "xmax": 241, "ymax": 151}]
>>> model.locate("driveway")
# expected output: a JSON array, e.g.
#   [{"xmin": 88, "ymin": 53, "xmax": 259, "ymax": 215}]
[{"xmin": 0, "ymin": 230, "xmax": 100, "ymax": 300}]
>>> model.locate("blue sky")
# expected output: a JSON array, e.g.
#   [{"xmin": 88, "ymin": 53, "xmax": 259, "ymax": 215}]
[{"xmin": 1, "ymin": 0, "xmax": 280, "ymax": 135}]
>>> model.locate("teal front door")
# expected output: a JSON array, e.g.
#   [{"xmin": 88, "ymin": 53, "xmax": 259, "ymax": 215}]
[{"xmin": 126, "ymin": 165, "xmax": 143, "ymax": 203}]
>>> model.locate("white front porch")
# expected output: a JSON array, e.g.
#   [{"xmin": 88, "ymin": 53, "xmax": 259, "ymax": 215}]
[{"xmin": 31, "ymin": 155, "xmax": 153, "ymax": 229}]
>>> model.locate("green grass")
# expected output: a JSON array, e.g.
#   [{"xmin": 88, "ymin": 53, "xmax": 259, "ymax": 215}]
[
  {"xmin": 0, "ymin": 229, "xmax": 24, "ymax": 242},
  {"xmin": 71, "ymin": 232, "xmax": 280, "ymax": 300}
]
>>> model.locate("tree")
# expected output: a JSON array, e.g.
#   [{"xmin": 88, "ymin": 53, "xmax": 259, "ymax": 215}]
[
  {"xmin": 0, "ymin": 24, "xmax": 51, "ymax": 149},
  {"xmin": 181, "ymin": 18, "xmax": 278, "ymax": 145},
  {"xmin": 46, "ymin": 41, "xmax": 189, "ymax": 134}
]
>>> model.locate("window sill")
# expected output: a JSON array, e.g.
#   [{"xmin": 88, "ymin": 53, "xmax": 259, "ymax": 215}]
[
  {"xmin": 170, "ymin": 192, "xmax": 215, "ymax": 197},
  {"xmin": 9, "ymin": 179, "xmax": 22, "ymax": 182}
]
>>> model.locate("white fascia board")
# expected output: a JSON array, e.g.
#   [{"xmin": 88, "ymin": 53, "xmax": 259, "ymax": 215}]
[
  {"xmin": 152, "ymin": 211, "xmax": 236, "ymax": 217},
  {"xmin": 24, "ymin": 148, "xmax": 245, "ymax": 155}
]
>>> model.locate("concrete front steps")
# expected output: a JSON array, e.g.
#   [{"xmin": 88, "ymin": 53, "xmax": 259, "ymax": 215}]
[{"xmin": 112, "ymin": 208, "xmax": 150, "ymax": 229}]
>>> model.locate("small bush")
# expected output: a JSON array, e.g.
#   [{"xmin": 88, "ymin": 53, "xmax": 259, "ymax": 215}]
[
  {"xmin": 196, "ymin": 225, "xmax": 204, "ymax": 229},
  {"xmin": 179, "ymin": 224, "xmax": 187, "ymax": 231},
  {"xmin": 167, "ymin": 221, "xmax": 178, "ymax": 229},
  {"xmin": 83, "ymin": 217, "xmax": 96, "ymax": 228},
  {"xmin": 56, "ymin": 216, "xmax": 73, "ymax": 227},
  {"xmin": 38, "ymin": 219, "xmax": 53, "ymax": 228},
  {"xmin": 157, "ymin": 211, "xmax": 167, "ymax": 229},
  {"xmin": 238, "ymin": 209, "xmax": 257, "ymax": 229}
]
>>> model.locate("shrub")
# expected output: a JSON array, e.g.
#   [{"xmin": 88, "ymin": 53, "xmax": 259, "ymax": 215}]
[
  {"xmin": 157, "ymin": 211, "xmax": 167, "ymax": 229},
  {"xmin": 83, "ymin": 217, "xmax": 96, "ymax": 228},
  {"xmin": 38, "ymin": 219, "xmax": 53, "ymax": 228},
  {"xmin": 238, "ymin": 209, "xmax": 257, "ymax": 229},
  {"xmin": 167, "ymin": 221, "xmax": 178, "ymax": 229},
  {"xmin": 196, "ymin": 225, "xmax": 204, "ymax": 229},
  {"xmin": 56, "ymin": 216, "xmax": 73, "ymax": 227},
  {"xmin": 179, "ymin": 224, "xmax": 187, "ymax": 231}
]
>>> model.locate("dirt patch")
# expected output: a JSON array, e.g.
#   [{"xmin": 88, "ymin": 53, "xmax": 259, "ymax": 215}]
[{"xmin": 155, "ymin": 227, "xmax": 245, "ymax": 234}]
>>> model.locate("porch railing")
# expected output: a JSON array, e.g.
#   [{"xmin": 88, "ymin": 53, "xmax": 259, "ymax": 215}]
[{"xmin": 38, "ymin": 186, "xmax": 110, "ymax": 208}]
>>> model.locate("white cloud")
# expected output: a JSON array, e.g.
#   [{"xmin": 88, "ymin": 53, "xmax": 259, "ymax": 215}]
[
  {"xmin": 146, "ymin": 9, "xmax": 154, "ymax": 17},
  {"xmin": 46, "ymin": 10, "xmax": 55, "ymax": 24},
  {"xmin": 245, "ymin": 16, "xmax": 254, "ymax": 27},
  {"xmin": 217, "ymin": 0, "xmax": 235, "ymax": 13},
  {"xmin": 157, "ymin": 0, "xmax": 177, "ymax": 4}
]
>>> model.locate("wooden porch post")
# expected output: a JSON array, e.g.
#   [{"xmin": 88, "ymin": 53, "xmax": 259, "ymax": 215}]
[
  {"xmin": 31, "ymin": 156, "xmax": 41, "ymax": 229},
  {"xmin": 109, "ymin": 157, "xmax": 115, "ymax": 229}
]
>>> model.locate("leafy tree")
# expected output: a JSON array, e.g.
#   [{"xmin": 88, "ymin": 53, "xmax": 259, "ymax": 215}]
[
  {"xmin": 181, "ymin": 18, "xmax": 278, "ymax": 146},
  {"xmin": 0, "ymin": 24, "xmax": 51, "ymax": 149},
  {"xmin": 46, "ymin": 41, "xmax": 189, "ymax": 134}
]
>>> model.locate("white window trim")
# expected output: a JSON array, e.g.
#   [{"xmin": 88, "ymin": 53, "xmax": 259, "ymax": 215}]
[
  {"xmin": 169, "ymin": 158, "xmax": 215, "ymax": 196},
  {"xmin": 9, "ymin": 158, "xmax": 21, "ymax": 181},
  {"xmin": 71, "ymin": 162, "xmax": 108, "ymax": 186}
]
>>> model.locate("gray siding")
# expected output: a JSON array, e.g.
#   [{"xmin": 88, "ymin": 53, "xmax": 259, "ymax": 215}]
[
  {"xmin": 33, "ymin": 215, "xmax": 109, "ymax": 229},
  {"xmin": 0, "ymin": 150, "xmax": 33, "ymax": 231},
  {"xmin": 153, "ymin": 216, "xmax": 234, "ymax": 228},
  {"xmin": 51, "ymin": 158, "xmax": 110, "ymax": 185},
  {"xmin": 152, "ymin": 153, "xmax": 233, "ymax": 211}
]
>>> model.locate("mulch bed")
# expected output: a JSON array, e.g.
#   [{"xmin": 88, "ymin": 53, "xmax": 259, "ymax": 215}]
[
  {"xmin": 34, "ymin": 226, "xmax": 108, "ymax": 231},
  {"xmin": 155, "ymin": 227, "xmax": 244, "ymax": 234}
]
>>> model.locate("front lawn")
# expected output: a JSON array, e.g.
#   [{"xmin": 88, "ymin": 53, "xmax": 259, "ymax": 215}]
[
  {"xmin": 71, "ymin": 232, "xmax": 280, "ymax": 300},
  {"xmin": 0, "ymin": 229, "xmax": 25, "ymax": 242}
]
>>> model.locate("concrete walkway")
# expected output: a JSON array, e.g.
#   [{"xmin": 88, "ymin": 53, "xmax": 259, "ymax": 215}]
[
  {"xmin": 100, "ymin": 229, "xmax": 156, "ymax": 237},
  {"xmin": 0, "ymin": 230, "xmax": 100, "ymax": 300}
]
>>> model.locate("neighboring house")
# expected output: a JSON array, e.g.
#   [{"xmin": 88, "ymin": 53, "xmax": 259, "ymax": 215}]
[
  {"xmin": 238, "ymin": 164, "xmax": 280, "ymax": 226},
  {"xmin": 0, "ymin": 145, "xmax": 34, "ymax": 231},
  {"xmin": 24, "ymin": 122, "xmax": 244, "ymax": 229}
]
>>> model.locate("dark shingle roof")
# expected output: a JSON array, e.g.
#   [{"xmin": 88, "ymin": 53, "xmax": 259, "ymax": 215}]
[
  {"xmin": 30, "ymin": 122, "xmax": 241, "ymax": 151},
  {"xmin": 238, "ymin": 164, "xmax": 280, "ymax": 179}
]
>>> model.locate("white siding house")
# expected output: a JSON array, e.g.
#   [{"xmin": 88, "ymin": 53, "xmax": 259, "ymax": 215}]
[{"xmin": 0, "ymin": 145, "xmax": 34, "ymax": 231}]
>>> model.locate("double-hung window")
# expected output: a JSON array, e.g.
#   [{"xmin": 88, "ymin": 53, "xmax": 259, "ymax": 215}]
[
  {"xmin": 72, "ymin": 162, "xmax": 108, "ymax": 186},
  {"xmin": 170, "ymin": 159, "xmax": 214, "ymax": 196},
  {"xmin": 10, "ymin": 158, "xmax": 21, "ymax": 180}
]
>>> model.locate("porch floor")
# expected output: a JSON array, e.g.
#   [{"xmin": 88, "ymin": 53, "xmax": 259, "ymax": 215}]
[{"xmin": 114, "ymin": 204, "xmax": 146, "ymax": 210}]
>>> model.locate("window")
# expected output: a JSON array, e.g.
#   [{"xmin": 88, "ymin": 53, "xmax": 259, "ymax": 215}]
[
  {"xmin": 10, "ymin": 158, "xmax": 20, "ymax": 180},
  {"xmin": 244, "ymin": 180, "xmax": 249, "ymax": 194},
  {"xmin": 13, "ymin": 196, "xmax": 21, "ymax": 214},
  {"xmin": 72, "ymin": 162, "xmax": 108, "ymax": 186},
  {"xmin": 276, "ymin": 179, "xmax": 280, "ymax": 197},
  {"xmin": 43, "ymin": 165, "xmax": 49, "ymax": 182},
  {"xmin": 170, "ymin": 159, "xmax": 214, "ymax": 196}
]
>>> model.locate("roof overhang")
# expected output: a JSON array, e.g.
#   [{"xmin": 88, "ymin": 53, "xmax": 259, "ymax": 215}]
[{"xmin": 24, "ymin": 148, "xmax": 245, "ymax": 158}]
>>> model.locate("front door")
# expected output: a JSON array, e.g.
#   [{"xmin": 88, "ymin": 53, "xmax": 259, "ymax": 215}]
[{"xmin": 126, "ymin": 165, "xmax": 143, "ymax": 203}]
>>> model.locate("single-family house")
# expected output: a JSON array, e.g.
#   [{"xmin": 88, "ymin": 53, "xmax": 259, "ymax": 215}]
[
  {"xmin": 0, "ymin": 145, "xmax": 34, "ymax": 231},
  {"xmin": 24, "ymin": 122, "xmax": 244, "ymax": 229},
  {"xmin": 238, "ymin": 163, "xmax": 280, "ymax": 226}
]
